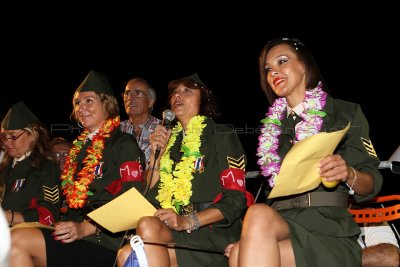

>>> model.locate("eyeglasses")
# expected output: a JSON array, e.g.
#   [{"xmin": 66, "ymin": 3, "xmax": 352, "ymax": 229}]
[
  {"xmin": 1, "ymin": 130, "xmax": 27, "ymax": 142},
  {"xmin": 54, "ymin": 152, "xmax": 68, "ymax": 159},
  {"xmin": 122, "ymin": 90, "xmax": 149, "ymax": 99}
]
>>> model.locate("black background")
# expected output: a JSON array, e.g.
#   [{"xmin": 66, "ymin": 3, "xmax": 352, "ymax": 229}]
[{"xmin": 1, "ymin": 6, "xmax": 399, "ymax": 199}]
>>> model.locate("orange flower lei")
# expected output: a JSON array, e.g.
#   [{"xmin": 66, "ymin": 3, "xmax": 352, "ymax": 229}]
[{"xmin": 61, "ymin": 116, "xmax": 120, "ymax": 209}]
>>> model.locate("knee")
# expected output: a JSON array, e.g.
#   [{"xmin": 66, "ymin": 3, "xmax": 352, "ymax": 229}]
[
  {"xmin": 136, "ymin": 216, "xmax": 163, "ymax": 239},
  {"xmin": 10, "ymin": 229, "xmax": 28, "ymax": 252},
  {"xmin": 245, "ymin": 203, "xmax": 274, "ymax": 222},
  {"xmin": 10, "ymin": 228, "xmax": 36, "ymax": 258},
  {"xmin": 116, "ymin": 244, "xmax": 131, "ymax": 267}
]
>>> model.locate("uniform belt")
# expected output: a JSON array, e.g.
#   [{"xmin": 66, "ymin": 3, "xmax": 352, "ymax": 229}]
[{"xmin": 271, "ymin": 192, "xmax": 348, "ymax": 211}]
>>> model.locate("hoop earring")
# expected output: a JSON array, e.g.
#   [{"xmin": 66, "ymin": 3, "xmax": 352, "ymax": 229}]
[{"xmin": 77, "ymin": 121, "xmax": 84, "ymax": 129}]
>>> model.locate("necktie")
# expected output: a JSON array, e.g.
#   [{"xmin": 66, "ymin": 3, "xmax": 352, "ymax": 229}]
[{"xmin": 288, "ymin": 111, "xmax": 302, "ymax": 144}]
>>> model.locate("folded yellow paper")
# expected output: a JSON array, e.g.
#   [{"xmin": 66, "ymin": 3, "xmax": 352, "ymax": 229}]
[
  {"xmin": 88, "ymin": 187, "xmax": 156, "ymax": 233},
  {"xmin": 268, "ymin": 123, "xmax": 350, "ymax": 198}
]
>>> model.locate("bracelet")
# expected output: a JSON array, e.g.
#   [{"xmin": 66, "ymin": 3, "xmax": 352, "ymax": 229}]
[
  {"xmin": 95, "ymin": 225, "xmax": 101, "ymax": 242},
  {"xmin": 346, "ymin": 167, "xmax": 358, "ymax": 195},
  {"xmin": 86, "ymin": 218, "xmax": 101, "ymax": 242},
  {"xmin": 9, "ymin": 210, "xmax": 14, "ymax": 227},
  {"xmin": 185, "ymin": 212, "xmax": 200, "ymax": 233},
  {"xmin": 146, "ymin": 164, "xmax": 159, "ymax": 171}
]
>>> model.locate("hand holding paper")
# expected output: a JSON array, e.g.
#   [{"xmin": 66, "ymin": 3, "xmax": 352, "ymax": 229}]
[
  {"xmin": 88, "ymin": 187, "xmax": 156, "ymax": 233},
  {"xmin": 268, "ymin": 123, "xmax": 350, "ymax": 198}
]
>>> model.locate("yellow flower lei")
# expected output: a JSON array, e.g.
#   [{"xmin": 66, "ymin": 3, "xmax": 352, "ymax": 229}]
[
  {"xmin": 61, "ymin": 116, "xmax": 120, "ymax": 209},
  {"xmin": 157, "ymin": 115, "xmax": 206, "ymax": 213}
]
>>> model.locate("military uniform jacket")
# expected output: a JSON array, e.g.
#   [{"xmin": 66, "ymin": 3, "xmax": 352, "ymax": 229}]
[
  {"xmin": 269, "ymin": 96, "xmax": 383, "ymax": 267},
  {"xmin": 148, "ymin": 117, "xmax": 248, "ymax": 267},
  {"xmin": 62, "ymin": 128, "xmax": 145, "ymax": 250},
  {"xmin": 1, "ymin": 157, "xmax": 61, "ymax": 225}
]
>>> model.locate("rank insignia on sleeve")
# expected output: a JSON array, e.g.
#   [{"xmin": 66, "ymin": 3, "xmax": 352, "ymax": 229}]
[
  {"xmin": 227, "ymin": 155, "xmax": 245, "ymax": 170},
  {"xmin": 43, "ymin": 185, "xmax": 59, "ymax": 204},
  {"xmin": 194, "ymin": 156, "xmax": 205, "ymax": 173},
  {"xmin": 11, "ymin": 178, "xmax": 26, "ymax": 192},
  {"xmin": 361, "ymin": 137, "xmax": 378, "ymax": 158}
]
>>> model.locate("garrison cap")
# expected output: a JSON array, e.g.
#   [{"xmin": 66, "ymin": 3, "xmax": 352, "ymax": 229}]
[
  {"xmin": 168, "ymin": 72, "xmax": 206, "ymax": 91},
  {"xmin": 1, "ymin": 101, "xmax": 40, "ymax": 130},
  {"xmin": 75, "ymin": 70, "xmax": 114, "ymax": 96},
  {"xmin": 183, "ymin": 73, "xmax": 205, "ymax": 87}
]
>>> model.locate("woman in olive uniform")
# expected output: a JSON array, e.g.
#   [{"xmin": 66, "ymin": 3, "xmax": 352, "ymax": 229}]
[
  {"xmin": 117, "ymin": 73, "xmax": 253, "ymax": 267},
  {"xmin": 227, "ymin": 38, "xmax": 383, "ymax": 267},
  {"xmin": 10, "ymin": 70, "xmax": 145, "ymax": 267},
  {"xmin": 1, "ymin": 101, "xmax": 60, "ymax": 226}
]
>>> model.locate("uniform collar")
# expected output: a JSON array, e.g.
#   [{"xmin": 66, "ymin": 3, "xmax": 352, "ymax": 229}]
[
  {"xmin": 12, "ymin": 150, "xmax": 32, "ymax": 168},
  {"xmin": 287, "ymin": 102, "xmax": 305, "ymax": 118}
]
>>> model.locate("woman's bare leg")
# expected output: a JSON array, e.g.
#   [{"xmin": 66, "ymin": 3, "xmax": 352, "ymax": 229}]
[
  {"xmin": 238, "ymin": 204, "xmax": 294, "ymax": 267},
  {"xmin": 116, "ymin": 244, "xmax": 132, "ymax": 267},
  {"xmin": 135, "ymin": 216, "xmax": 177, "ymax": 267},
  {"xmin": 117, "ymin": 217, "xmax": 178, "ymax": 267},
  {"xmin": 10, "ymin": 228, "xmax": 47, "ymax": 267},
  {"xmin": 278, "ymin": 239, "xmax": 295, "ymax": 267},
  {"xmin": 228, "ymin": 242, "xmax": 239, "ymax": 267}
]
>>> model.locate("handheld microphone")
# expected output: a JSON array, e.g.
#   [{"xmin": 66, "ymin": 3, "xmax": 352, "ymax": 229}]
[
  {"xmin": 144, "ymin": 109, "xmax": 175, "ymax": 197},
  {"xmin": 161, "ymin": 109, "xmax": 176, "ymax": 129},
  {"xmin": 154, "ymin": 109, "xmax": 175, "ymax": 160}
]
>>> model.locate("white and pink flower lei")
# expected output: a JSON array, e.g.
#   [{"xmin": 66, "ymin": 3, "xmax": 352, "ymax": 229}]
[{"xmin": 257, "ymin": 82, "xmax": 327, "ymax": 187}]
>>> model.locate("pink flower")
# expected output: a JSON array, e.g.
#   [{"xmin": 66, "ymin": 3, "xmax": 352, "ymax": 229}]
[{"xmin": 257, "ymin": 82, "xmax": 327, "ymax": 187}]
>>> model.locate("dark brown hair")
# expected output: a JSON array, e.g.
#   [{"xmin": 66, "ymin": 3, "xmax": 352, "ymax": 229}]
[
  {"xmin": 259, "ymin": 37, "xmax": 322, "ymax": 105},
  {"xmin": 167, "ymin": 78, "xmax": 220, "ymax": 118}
]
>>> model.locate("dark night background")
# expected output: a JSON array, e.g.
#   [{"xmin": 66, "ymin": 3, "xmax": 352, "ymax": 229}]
[{"xmin": 1, "ymin": 7, "xmax": 399, "ymax": 201}]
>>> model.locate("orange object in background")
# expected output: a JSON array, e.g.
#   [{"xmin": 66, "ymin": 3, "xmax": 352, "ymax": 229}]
[{"xmin": 348, "ymin": 195, "xmax": 400, "ymax": 223}]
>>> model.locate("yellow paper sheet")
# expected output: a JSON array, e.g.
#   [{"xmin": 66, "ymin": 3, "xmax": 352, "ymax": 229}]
[
  {"xmin": 268, "ymin": 123, "xmax": 350, "ymax": 198},
  {"xmin": 10, "ymin": 222, "xmax": 55, "ymax": 231},
  {"xmin": 87, "ymin": 187, "xmax": 157, "ymax": 233}
]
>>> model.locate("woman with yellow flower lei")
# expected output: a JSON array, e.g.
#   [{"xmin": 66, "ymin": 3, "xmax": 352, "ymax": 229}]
[
  {"xmin": 117, "ymin": 74, "xmax": 252, "ymax": 267},
  {"xmin": 11, "ymin": 70, "xmax": 145, "ymax": 267}
]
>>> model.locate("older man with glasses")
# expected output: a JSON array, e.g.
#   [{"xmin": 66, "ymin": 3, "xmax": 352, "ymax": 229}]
[{"xmin": 120, "ymin": 78, "xmax": 161, "ymax": 165}]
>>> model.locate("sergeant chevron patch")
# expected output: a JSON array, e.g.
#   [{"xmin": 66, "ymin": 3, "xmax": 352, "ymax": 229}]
[
  {"xmin": 43, "ymin": 185, "xmax": 59, "ymax": 204},
  {"xmin": 227, "ymin": 155, "xmax": 245, "ymax": 170},
  {"xmin": 361, "ymin": 138, "xmax": 378, "ymax": 158}
]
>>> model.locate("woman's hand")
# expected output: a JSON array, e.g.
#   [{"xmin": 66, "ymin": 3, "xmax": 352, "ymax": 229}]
[
  {"xmin": 319, "ymin": 154, "xmax": 350, "ymax": 183},
  {"xmin": 52, "ymin": 221, "xmax": 93, "ymax": 243},
  {"xmin": 154, "ymin": 208, "xmax": 189, "ymax": 232},
  {"xmin": 149, "ymin": 125, "xmax": 171, "ymax": 158}
]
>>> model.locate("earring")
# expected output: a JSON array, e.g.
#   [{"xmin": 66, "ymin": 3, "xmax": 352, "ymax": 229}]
[{"xmin": 77, "ymin": 121, "xmax": 83, "ymax": 129}]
